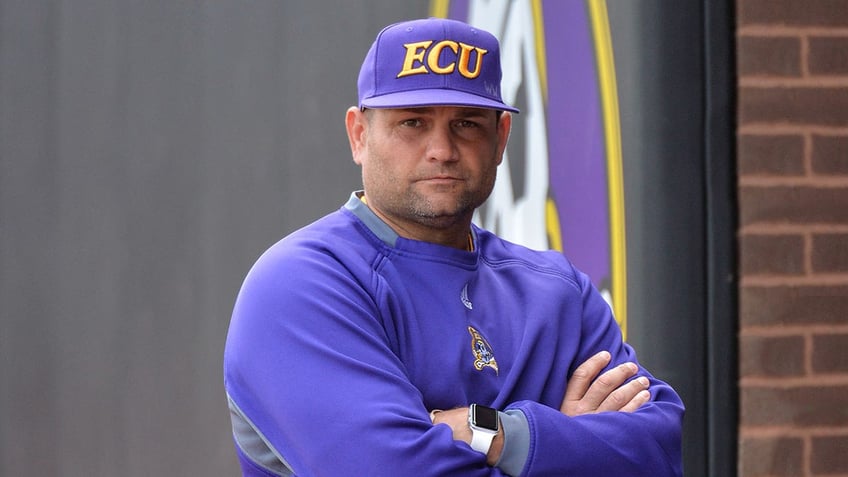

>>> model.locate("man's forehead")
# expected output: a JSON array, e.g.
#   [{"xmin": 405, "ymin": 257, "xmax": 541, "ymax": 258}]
[{"xmin": 375, "ymin": 106, "xmax": 498, "ymax": 117}]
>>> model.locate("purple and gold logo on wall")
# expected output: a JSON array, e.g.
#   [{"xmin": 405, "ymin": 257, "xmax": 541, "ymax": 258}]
[{"xmin": 433, "ymin": 0, "xmax": 628, "ymax": 337}]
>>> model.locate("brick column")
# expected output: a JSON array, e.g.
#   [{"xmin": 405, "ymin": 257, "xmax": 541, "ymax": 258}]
[{"xmin": 737, "ymin": 1, "xmax": 848, "ymax": 476}]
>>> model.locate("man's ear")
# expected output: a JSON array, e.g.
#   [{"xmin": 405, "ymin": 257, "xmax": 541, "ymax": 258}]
[
  {"xmin": 345, "ymin": 107, "xmax": 367, "ymax": 165},
  {"xmin": 495, "ymin": 111, "xmax": 512, "ymax": 166}
]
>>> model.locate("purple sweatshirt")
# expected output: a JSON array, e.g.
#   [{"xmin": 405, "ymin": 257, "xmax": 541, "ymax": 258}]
[{"xmin": 224, "ymin": 192, "xmax": 684, "ymax": 476}]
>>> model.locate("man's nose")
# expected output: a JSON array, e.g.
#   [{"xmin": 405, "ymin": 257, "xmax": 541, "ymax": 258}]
[{"xmin": 426, "ymin": 125, "xmax": 459, "ymax": 162}]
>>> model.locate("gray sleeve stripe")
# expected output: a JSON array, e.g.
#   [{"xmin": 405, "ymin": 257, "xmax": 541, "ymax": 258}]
[
  {"xmin": 497, "ymin": 409, "xmax": 530, "ymax": 477},
  {"xmin": 227, "ymin": 394, "xmax": 294, "ymax": 476}
]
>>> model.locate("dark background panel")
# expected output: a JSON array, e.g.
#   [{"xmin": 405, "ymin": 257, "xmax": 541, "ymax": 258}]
[
  {"xmin": 606, "ymin": 1, "xmax": 708, "ymax": 474},
  {"xmin": 608, "ymin": 1, "xmax": 736, "ymax": 476},
  {"xmin": 0, "ymin": 2, "xmax": 427, "ymax": 475}
]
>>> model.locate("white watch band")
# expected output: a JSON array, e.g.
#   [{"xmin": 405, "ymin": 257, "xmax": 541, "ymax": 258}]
[
  {"xmin": 469, "ymin": 426, "xmax": 497, "ymax": 454},
  {"xmin": 468, "ymin": 404, "xmax": 499, "ymax": 455}
]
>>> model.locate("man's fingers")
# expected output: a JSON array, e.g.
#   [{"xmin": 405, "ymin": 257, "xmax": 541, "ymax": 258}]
[
  {"xmin": 619, "ymin": 389, "xmax": 651, "ymax": 413},
  {"xmin": 560, "ymin": 351, "xmax": 611, "ymax": 413},
  {"xmin": 581, "ymin": 361, "xmax": 639, "ymax": 408},
  {"xmin": 560, "ymin": 352, "xmax": 652, "ymax": 416},
  {"xmin": 597, "ymin": 376, "xmax": 650, "ymax": 413}
]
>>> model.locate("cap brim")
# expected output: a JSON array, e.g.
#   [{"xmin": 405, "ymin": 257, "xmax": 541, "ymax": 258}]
[{"xmin": 360, "ymin": 88, "xmax": 519, "ymax": 113}]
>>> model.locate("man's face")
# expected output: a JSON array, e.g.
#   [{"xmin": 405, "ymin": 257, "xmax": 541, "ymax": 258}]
[{"xmin": 346, "ymin": 106, "xmax": 511, "ymax": 238}]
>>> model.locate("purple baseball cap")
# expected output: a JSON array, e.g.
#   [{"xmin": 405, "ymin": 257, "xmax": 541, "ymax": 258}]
[{"xmin": 357, "ymin": 18, "xmax": 519, "ymax": 113}]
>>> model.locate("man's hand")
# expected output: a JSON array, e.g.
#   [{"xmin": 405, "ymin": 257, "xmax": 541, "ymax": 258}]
[
  {"xmin": 560, "ymin": 351, "xmax": 651, "ymax": 416},
  {"xmin": 430, "ymin": 351, "xmax": 649, "ymax": 467}
]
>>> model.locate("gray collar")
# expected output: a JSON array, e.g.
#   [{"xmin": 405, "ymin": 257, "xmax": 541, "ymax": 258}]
[{"xmin": 344, "ymin": 191, "xmax": 399, "ymax": 247}]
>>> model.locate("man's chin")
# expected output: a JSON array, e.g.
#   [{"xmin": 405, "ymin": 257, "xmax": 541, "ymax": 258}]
[
  {"xmin": 407, "ymin": 191, "xmax": 486, "ymax": 224},
  {"xmin": 411, "ymin": 206, "xmax": 475, "ymax": 228}
]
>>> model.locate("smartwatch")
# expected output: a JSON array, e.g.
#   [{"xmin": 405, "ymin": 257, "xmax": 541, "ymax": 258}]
[{"xmin": 468, "ymin": 404, "xmax": 499, "ymax": 455}]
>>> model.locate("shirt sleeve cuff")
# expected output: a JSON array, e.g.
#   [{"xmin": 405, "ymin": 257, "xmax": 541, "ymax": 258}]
[{"xmin": 495, "ymin": 409, "xmax": 529, "ymax": 476}]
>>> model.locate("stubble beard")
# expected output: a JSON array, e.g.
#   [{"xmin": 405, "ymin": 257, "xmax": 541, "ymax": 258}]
[
  {"xmin": 365, "ymin": 168, "xmax": 497, "ymax": 231},
  {"xmin": 406, "ymin": 187, "xmax": 481, "ymax": 229}
]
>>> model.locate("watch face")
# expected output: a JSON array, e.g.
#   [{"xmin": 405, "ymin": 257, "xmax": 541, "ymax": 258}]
[{"xmin": 472, "ymin": 404, "xmax": 499, "ymax": 431}]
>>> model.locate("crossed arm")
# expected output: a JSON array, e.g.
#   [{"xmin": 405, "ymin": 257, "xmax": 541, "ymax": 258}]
[
  {"xmin": 431, "ymin": 350, "xmax": 652, "ymax": 466},
  {"xmin": 226, "ymin": 245, "xmax": 684, "ymax": 476}
]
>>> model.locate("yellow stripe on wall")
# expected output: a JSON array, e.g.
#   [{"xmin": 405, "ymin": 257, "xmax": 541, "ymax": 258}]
[
  {"xmin": 588, "ymin": 0, "xmax": 628, "ymax": 340},
  {"xmin": 429, "ymin": 0, "xmax": 449, "ymax": 18},
  {"xmin": 530, "ymin": 0, "xmax": 548, "ymax": 103}
]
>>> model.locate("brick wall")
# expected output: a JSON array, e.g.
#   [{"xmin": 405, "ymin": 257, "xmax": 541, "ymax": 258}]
[{"xmin": 737, "ymin": 1, "xmax": 848, "ymax": 476}]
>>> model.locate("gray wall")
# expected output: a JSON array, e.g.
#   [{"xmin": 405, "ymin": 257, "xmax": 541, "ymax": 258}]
[{"xmin": 0, "ymin": 2, "xmax": 427, "ymax": 475}]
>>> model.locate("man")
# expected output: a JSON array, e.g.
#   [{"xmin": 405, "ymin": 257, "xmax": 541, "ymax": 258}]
[{"xmin": 224, "ymin": 17, "xmax": 683, "ymax": 476}]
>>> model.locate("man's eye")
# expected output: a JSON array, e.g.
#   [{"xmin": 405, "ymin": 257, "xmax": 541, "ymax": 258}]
[
  {"xmin": 401, "ymin": 119, "xmax": 423, "ymax": 127},
  {"xmin": 456, "ymin": 120, "xmax": 479, "ymax": 128}
]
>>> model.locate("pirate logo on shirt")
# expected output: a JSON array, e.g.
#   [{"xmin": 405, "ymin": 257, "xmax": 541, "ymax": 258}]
[{"xmin": 468, "ymin": 326, "xmax": 498, "ymax": 374}]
